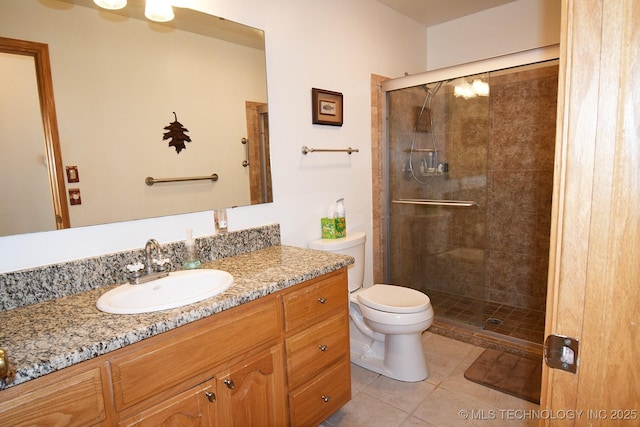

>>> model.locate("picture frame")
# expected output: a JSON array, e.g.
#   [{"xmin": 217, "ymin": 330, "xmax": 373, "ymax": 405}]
[{"xmin": 312, "ymin": 88, "xmax": 343, "ymax": 126}]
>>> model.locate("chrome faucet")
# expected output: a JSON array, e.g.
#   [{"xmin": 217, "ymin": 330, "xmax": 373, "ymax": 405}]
[
  {"xmin": 145, "ymin": 238, "xmax": 161, "ymax": 274},
  {"xmin": 124, "ymin": 239, "xmax": 170, "ymax": 285}
]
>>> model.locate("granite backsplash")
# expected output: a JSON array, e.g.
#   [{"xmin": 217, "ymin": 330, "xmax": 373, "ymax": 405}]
[{"xmin": 0, "ymin": 224, "xmax": 281, "ymax": 312}]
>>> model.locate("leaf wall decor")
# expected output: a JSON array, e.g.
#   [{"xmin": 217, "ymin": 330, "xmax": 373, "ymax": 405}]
[{"xmin": 162, "ymin": 112, "xmax": 191, "ymax": 153}]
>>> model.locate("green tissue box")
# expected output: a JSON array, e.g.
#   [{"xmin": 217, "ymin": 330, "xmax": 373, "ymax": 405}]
[{"xmin": 321, "ymin": 217, "xmax": 346, "ymax": 239}]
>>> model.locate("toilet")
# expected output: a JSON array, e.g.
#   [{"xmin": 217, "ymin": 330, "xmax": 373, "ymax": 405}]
[{"xmin": 309, "ymin": 231, "xmax": 434, "ymax": 382}]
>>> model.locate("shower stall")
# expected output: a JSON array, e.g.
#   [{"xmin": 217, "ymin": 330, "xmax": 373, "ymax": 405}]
[{"xmin": 381, "ymin": 53, "xmax": 559, "ymax": 348}]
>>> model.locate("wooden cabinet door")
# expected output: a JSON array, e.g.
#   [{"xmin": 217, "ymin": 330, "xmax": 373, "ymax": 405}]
[
  {"xmin": 0, "ymin": 367, "xmax": 109, "ymax": 427},
  {"xmin": 216, "ymin": 345, "xmax": 288, "ymax": 427},
  {"xmin": 119, "ymin": 379, "xmax": 217, "ymax": 427}
]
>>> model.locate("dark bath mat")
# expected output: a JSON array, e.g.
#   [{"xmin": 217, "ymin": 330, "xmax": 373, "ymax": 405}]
[{"xmin": 464, "ymin": 348, "xmax": 542, "ymax": 404}]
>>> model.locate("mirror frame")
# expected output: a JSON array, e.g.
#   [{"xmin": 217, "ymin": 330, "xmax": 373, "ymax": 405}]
[{"xmin": 0, "ymin": 37, "xmax": 69, "ymax": 230}]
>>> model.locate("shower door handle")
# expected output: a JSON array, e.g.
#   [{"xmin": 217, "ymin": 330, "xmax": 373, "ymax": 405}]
[{"xmin": 392, "ymin": 199, "xmax": 479, "ymax": 207}]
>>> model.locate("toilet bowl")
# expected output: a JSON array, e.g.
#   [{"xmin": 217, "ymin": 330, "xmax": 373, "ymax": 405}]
[{"xmin": 309, "ymin": 232, "xmax": 434, "ymax": 382}]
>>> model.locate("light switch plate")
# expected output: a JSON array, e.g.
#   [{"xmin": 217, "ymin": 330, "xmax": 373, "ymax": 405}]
[{"xmin": 66, "ymin": 166, "xmax": 79, "ymax": 183}]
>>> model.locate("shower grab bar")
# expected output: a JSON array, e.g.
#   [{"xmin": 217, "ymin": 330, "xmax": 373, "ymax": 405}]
[
  {"xmin": 145, "ymin": 173, "xmax": 219, "ymax": 186},
  {"xmin": 404, "ymin": 148, "xmax": 436, "ymax": 152},
  {"xmin": 301, "ymin": 145, "xmax": 359, "ymax": 155},
  {"xmin": 392, "ymin": 198, "xmax": 479, "ymax": 207}
]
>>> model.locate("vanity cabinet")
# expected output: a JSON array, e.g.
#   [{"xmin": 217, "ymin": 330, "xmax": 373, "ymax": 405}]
[
  {"xmin": 0, "ymin": 268, "xmax": 350, "ymax": 426},
  {"xmin": 283, "ymin": 270, "xmax": 352, "ymax": 426},
  {"xmin": 119, "ymin": 345, "xmax": 287, "ymax": 427}
]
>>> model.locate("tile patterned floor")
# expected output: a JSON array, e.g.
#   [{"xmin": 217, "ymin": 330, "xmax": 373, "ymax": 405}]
[
  {"xmin": 321, "ymin": 332, "xmax": 541, "ymax": 427},
  {"xmin": 427, "ymin": 289, "xmax": 546, "ymax": 344}
]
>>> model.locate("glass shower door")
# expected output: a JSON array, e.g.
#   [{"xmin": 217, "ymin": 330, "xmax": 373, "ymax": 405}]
[{"xmin": 385, "ymin": 74, "xmax": 490, "ymax": 328}]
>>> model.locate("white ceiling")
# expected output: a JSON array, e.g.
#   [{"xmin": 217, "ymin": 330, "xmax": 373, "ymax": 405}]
[{"xmin": 376, "ymin": 0, "xmax": 518, "ymax": 27}]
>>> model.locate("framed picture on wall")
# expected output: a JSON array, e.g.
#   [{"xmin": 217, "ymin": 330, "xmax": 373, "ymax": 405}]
[{"xmin": 312, "ymin": 88, "xmax": 343, "ymax": 126}]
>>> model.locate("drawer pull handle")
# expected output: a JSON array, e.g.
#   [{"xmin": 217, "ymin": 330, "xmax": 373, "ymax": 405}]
[
  {"xmin": 205, "ymin": 391, "xmax": 216, "ymax": 403},
  {"xmin": 318, "ymin": 297, "xmax": 327, "ymax": 304},
  {"xmin": 224, "ymin": 379, "xmax": 235, "ymax": 389},
  {"xmin": 321, "ymin": 395, "xmax": 331, "ymax": 403},
  {"xmin": 318, "ymin": 344, "xmax": 328, "ymax": 352}
]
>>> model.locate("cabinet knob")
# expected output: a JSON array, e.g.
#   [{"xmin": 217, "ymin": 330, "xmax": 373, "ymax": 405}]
[
  {"xmin": 321, "ymin": 395, "xmax": 331, "ymax": 403},
  {"xmin": 224, "ymin": 379, "xmax": 235, "ymax": 389},
  {"xmin": 318, "ymin": 344, "xmax": 328, "ymax": 352},
  {"xmin": 204, "ymin": 391, "xmax": 216, "ymax": 403},
  {"xmin": 317, "ymin": 297, "xmax": 327, "ymax": 304}
]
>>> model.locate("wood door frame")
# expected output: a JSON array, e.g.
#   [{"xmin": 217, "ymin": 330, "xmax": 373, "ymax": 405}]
[{"xmin": 0, "ymin": 37, "xmax": 69, "ymax": 230}]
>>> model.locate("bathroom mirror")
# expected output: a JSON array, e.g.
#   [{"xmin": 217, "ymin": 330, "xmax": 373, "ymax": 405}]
[{"xmin": 0, "ymin": 0, "xmax": 272, "ymax": 237}]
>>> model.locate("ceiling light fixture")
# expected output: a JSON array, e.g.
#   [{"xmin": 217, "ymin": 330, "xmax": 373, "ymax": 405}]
[
  {"xmin": 93, "ymin": 0, "xmax": 127, "ymax": 10},
  {"xmin": 454, "ymin": 79, "xmax": 489, "ymax": 99},
  {"xmin": 145, "ymin": 0, "xmax": 175, "ymax": 22}
]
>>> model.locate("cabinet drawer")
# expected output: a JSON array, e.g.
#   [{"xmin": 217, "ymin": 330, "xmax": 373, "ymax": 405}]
[
  {"xmin": 0, "ymin": 367, "xmax": 107, "ymax": 426},
  {"xmin": 119, "ymin": 379, "xmax": 216, "ymax": 427},
  {"xmin": 286, "ymin": 311, "xmax": 349, "ymax": 388},
  {"xmin": 110, "ymin": 298, "xmax": 280, "ymax": 411},
  {"xmin": 289, "ymin": 358, "xmax": 351, "ymax": 427},
  {"xmin": 283, "ymin": 269, "xmax": 348, "ymax": 333}
]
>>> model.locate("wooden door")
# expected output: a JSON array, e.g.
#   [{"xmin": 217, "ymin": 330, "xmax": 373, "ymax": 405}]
[{"xmin": 541, "ymin": 0, "xmax": 639, "ymax": 425}]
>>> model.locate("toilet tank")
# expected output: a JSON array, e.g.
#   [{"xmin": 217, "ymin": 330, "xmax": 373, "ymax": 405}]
[{"xmin": 309, "ymin": 231, "xmax": 366, "ymax": 292}]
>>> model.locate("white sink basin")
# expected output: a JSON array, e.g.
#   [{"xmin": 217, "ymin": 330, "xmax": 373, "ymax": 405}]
[{"xmin": 96, "ymin": 269, "xmax": 234, "ymax": 314}]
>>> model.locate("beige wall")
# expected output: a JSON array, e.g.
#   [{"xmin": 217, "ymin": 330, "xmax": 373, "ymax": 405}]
[{"xmin": 427, "ymin": 0, "xmax": 561, "ymax": 70}]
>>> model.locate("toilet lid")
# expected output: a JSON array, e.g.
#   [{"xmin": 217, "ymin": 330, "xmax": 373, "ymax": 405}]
[{"xmin": 357, "ymin": 284, "xmax": 431, "ymax": 314}]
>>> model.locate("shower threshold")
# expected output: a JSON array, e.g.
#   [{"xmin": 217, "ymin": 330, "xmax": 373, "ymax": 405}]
[{"xmin": 429, "ymin": 316, "xmax": 543, "ymax": 360}]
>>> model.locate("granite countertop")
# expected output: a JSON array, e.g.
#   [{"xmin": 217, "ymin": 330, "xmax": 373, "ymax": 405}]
[{"xmin": 0, "ymin": 245, "xmax": 353, "ymax": 390}]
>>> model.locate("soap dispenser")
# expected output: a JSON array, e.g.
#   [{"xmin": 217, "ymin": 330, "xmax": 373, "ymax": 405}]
[{"xmin": 182, "ymin": 228, "xmax": 202, "ymax": 270}]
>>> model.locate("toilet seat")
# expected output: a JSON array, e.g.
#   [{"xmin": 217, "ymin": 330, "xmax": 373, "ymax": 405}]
[{"xmin": 357, "ymin": 284, "xmax": 431, "ymax": 314}]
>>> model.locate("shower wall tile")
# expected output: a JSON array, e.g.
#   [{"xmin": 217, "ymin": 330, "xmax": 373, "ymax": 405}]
[
  {"xmin": 485, "ymin": 64, "xmax": 558, "ymax": 310},
  {"xmin": 534, "ymin": 255, "xmax": 551, "ymax": 297},
  {"xmin": 489, "ymin": 210, "xmax": 537, "ymax": 253},
  {"xmin": 490, "ymin": 126, "xmax": 538, "ymax": 170},
  {"xmin": 447, "ymin": 95, "xmax": 489, "ymax": 134},
  {"xmin": 448, "ymin": 130, "xmax": 488, "ymax": 173},
  {"xmin": 489, "ymin": 170, "xmax": 538, "ymax": 212},
  {"xmin": 491, "ymin": 78, "xmax": 558, "ymax": 130},
  {"xmin": 535, "ymin": 215, "xmax": 552, "ymax": 254},
  {"xmin": 451, "ymin": 210, "xmax": 487, "ymax": 249},
  {"xmin": 487, "ymin": 250, "xmax": 535, "ymax": 293},
  {"xmin": 447, "ymin": 178, "xmax": 487, "ymax": 208},
  {"xmin": 536, "ymin": 170, "xmax": 555, "ymax": 217},
  {"xmin": 536, "ymin": 126, "xmax": 558, "ymax": 169},
  {"xmin": 487, "ymin": 288, "xmax": 547, "ymax": 312}
]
